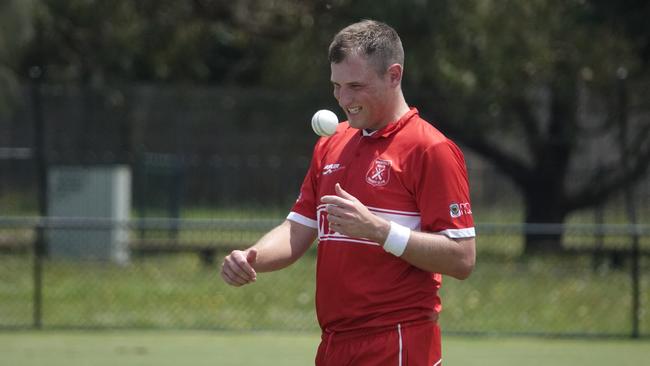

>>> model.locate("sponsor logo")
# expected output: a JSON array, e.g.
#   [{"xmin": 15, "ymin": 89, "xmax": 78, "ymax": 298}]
[
  {"xmin": 449, "ymin": 202, "xmax": 472, "ymax": 218},
  {"xmin": 366, "ymin": 159, "xmax": 391, "ymax": 187},
  {"xmin": 450, "ymin": 203, "xmax": 461, "ymax": 218},
  {"xmin": 318, "ymin": 208, "xmax": 336, "ymax": 236},
  {"xmin": 322, "ymin": 163, "xmax": 344, "ymax": 175}
]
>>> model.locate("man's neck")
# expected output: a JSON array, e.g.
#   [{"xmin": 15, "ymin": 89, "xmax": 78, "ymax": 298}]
[{"xmin": 382, "ymin": 95, "xmax": 410, "ymax": 127}]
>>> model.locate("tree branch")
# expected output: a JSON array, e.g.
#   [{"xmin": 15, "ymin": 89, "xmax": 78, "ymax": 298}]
[
  {"xmin": 567, "ymin": 130, "xmax": 650, "ymax": 211},
  {"xmin": 434, "ymin": 118, "xmax": 533, "ymax": 188},
  {"xmin": 509, "ymin": 95, "xmax": 542, "ymax": 156}
]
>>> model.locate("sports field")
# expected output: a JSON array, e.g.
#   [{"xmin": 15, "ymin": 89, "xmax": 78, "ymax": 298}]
[{"xmin": 1, "ymin": 330, "xmax": 647, "ymax": 366}]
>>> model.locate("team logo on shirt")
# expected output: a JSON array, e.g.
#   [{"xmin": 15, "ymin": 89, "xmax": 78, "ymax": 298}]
[{"xmin": 366, "ymin": 159, "xmax": 391, "ymax": 187}]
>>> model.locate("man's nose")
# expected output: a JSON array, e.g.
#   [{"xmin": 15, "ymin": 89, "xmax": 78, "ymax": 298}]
[{"xmin": 337, "ymin": 87, "xmax": 352, "ymax": 107}]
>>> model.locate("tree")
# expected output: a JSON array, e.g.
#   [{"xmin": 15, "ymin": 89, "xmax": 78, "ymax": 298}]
[
  {"xmin": 0, "ymin": 0, "xmax": 34, "ymax": 117},
  {"xmin": 21, "ymin": 0, "xmax": 314, "ymax": 85},
  {"xmin": 12, "ymin": 0, "xmax": 650, "ymax": 253},
  {"xmin": 423, "ymin": 1, "xmax": 650, "ymax": 253},
  {"xmin": 587, "ymin": 0, "xmax": 650, "ymax": 66},
  {"xmin": 265, "ymin": 0, "xmax": 650, "ymax": 253},
  {"xmin": 399, "ymin": 0, "xmax": 650, "ymax": 253},
  {"xmin": 17, "ymin": 0, "xmax": 317, "ymax": 161}
]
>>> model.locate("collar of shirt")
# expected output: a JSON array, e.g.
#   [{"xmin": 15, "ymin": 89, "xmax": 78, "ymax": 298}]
[{"xmin": 360, "ymin": 108, "xmax": 419, "ymax": 139}]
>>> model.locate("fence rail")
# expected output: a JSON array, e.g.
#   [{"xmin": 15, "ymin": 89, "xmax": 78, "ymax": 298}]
[
  {"xmin": 0, "ymin": 217, "xmax": 648, "ymax": 338},
  {"xmin": 2, "ymin": 216, "xmax": 650, "ymax": 236}
]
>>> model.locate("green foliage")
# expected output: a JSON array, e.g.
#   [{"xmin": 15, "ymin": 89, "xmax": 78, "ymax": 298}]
[
  {"xmin": 0, "ymin": 0, "xmax": 34, "ymax": 116},
  {"xmin": 27, "ymin": 0, "xmax": 314, "ymax": 84},
  {"xmin": 2, "ymin": 0, "xmax": 649, "ymax": 248},
  {"xmin": 0, "ymin": 0, "xmax": 34, "ymax": 65}
]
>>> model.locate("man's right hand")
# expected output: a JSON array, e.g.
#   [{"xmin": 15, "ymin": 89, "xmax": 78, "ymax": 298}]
[{"xmin": 220, "ymin": 249, "xmax": 258, "ymax": 287}]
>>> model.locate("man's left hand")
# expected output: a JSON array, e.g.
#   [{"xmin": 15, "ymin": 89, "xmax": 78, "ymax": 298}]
[{"xmin": 320, "ymin": 183, "xmax": 390, "ymax": 243}]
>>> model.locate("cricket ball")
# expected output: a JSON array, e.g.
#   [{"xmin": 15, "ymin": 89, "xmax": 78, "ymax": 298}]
[{"xmin": 311, "ymin": 109, "xmax": 339, "ymax": 137}]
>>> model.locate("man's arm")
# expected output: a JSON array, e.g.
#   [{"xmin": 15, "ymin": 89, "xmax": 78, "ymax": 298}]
[
  {"xmin": 322, "ymin": 183, "xmax": 475, "ymax": 279},
  {"xmin": 398, "ymin": 233, "xmax": 475, "ymax": 279},
  {"xmin": 220, "ymin": 219, "xmax": 317, "ymax": 287}
]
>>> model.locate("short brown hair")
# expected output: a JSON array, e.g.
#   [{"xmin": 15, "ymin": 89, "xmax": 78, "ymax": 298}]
[{"xmin": 328, "ymin": 20, "xmax": 404, "ymax": 74}]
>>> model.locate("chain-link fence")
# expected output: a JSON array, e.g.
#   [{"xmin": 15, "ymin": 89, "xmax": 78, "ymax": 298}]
[
  {"xmin": 2, "ymin": 83, "xmax": 650, "ymax": 219},
  {"xmin": 1, "ymin": 217, "xmax": 648, "ymax": 337},
  {"xmin": 1, "ymin": 83, "xmax": 649, "ymax": 338}
]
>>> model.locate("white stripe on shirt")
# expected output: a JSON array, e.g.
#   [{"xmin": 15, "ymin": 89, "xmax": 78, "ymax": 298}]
[
  {"xmin": 397, "ymin": 323, "xmax": 403, "ymax": 366},
  {"xmin": 288, "ymin": 208, "xmax": 476, "ymax": 243}
]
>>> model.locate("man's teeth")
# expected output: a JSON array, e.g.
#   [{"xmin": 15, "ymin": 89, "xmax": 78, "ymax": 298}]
[{"xmin": 347, "ymin": 107, "xmax": 362, "ymax": 114}]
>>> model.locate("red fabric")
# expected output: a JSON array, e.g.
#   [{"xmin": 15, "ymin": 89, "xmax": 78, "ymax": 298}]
[
  {"xmin": 315, "ymin": 320, "xmax": 442, "ymax": 366},
  {"xmin": 290, "ymin": 108, "xmax": 474, "ymax": 332}
]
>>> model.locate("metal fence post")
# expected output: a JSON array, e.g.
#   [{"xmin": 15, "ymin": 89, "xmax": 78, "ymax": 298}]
[
  {"xmin": 617, "ymin": 67, "xmax": 640, "ymax": 338},
  {"xmin": 628, "ymin": 211, "xmax": 641, "ymax": 339},
  {"xmin": 33, "ymin": 224, "xmax": 44, "ymax": 329},
  {"xmin": 30, "ymin": 64, "xmax": 46, "ymax": 329}
]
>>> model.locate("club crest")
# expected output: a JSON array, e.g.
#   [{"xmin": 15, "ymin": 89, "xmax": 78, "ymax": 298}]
[{"xmin": 366, "ymin": 159, "xmax": 391, "ymax": 187}]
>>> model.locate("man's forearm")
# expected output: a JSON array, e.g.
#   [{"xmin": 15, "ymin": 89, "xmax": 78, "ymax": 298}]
[
  {"xmin": 250, "ymin": 220, "xmax": 317, "ymax": 272},
  {"xmin": 399, "ymin": 232, "xmax": 475, "ymax": 279}
]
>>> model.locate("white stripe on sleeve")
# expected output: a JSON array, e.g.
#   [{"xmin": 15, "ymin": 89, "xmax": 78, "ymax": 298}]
[
  {"xmin": 287, "ymin": 212, "xmax": 318, "ymax": 229},
  {"xmin": 437, "ymin": 227, "xmax": 476, "ymax": 238}
]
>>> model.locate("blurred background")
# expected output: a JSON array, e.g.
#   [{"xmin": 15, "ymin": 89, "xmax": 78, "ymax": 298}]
[{"xmin": 1, "ymin": 0, "xmax": 649, "ymax": 341}]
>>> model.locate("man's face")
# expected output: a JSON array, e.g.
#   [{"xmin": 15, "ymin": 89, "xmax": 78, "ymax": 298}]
[{"xmin": 330, "ymin": 54, "xmax": 394, "ymax": 130}]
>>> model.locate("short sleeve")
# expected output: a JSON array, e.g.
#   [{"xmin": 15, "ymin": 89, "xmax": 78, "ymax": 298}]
[
  {"xmin": 287, "ymin": 142, "xmax": 321, "ymax": 229},
  {"xmin": 414, "ymin": 140, "xmax": 475, "ymax": 238}
]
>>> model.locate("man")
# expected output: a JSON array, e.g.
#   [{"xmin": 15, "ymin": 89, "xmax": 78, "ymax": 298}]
[{"xmin": 221, "ymin": 19, "xmax": 475, "ymax": 366}]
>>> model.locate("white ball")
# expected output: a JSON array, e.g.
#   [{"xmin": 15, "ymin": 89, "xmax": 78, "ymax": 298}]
[{"xmin": 311, "ymin": 109, "xmax": 339, "ymax": 137}]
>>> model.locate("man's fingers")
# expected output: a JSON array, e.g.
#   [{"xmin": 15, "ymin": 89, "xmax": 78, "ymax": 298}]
[
  {"xmin": 327, "ymin": 213, "xmax": 342, "ymax": 224},
  {"xmin": 232, "ymin": 251, "xmax": 257, "ymax": 280},
  {"xmin": 320, "ymin": 194, "xmax": 352, "ymax": 206},
  {"xmin": 321, "ymin": 183, "xmax": 357, "ymax": 207},
  {"xmin": 221, "ymin": 268, "xmax": 245, "ymax": 287},
  {"xmin": 235, "ymin": 257, "xmax": 257, "ymax": 281},
  {"xmin": 221, "ymin": 264, "xmax": 255, "ymax": 286},
  {"xmin": 321, "ymin": 195, "xmax": 352, "ymax": 207},
  {"xmin": 334, "ymin": 183, "xmax": 355, "ymax": 200},
  {"xmin": 222, "ymin": 266, "xmax": 254, "ymax": 287},
  {"xmin": 325, "ymin": 204, "xmax": 347, "ymax": 217},
  {"xmin": 220, "ymin": 250, "xmax": 257, "ymax": 287},
  {"xmin": 246, "ymin": 249, "xmax": 258, "ymax": 264}
]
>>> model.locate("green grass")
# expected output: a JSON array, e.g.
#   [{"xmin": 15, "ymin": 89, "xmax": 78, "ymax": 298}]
[
  {"xmin": 0, "ymin": 253, "xmax": 318, "ymax": 330},
  {"xmin": 440, "ymin": 255, "xmax": 650, "ymax": 335},
  {"xmin": 444, "ymin": 335, "xmax": 650, "ymax": 366},
  {"xmin": 1, "ymin": 206, "xmax": 649, "ymax": 336},
  {"xmin": 0, "ymin": 330, "xmax": 319, "ymax": 366},
  {"xmin": 1, "ymin": 250, "xmax": 648, "ymax": 336},
  {"xmin": 0, "ymin": 331, "xmax": 648, "ymax": 366}
]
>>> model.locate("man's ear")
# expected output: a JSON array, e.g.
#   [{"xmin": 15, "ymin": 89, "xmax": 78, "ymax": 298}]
[{"xmin": 387, "ymin": 63, "xmax": 403, "ymax": 86}]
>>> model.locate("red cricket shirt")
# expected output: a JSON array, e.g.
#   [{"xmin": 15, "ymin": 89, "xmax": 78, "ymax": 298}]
[{"xmin": 288, "ymin": 108, "xmax": 475, "ymax": 332}]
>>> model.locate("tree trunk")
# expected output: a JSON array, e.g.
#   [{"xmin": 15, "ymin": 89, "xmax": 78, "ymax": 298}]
[
  {"xmin": 521, "ymin": 60, "xmax": 575, "ymax": 255},
  {"xmin": 522, "ymin": 188, "xmax": 567, "ymax": 254}
]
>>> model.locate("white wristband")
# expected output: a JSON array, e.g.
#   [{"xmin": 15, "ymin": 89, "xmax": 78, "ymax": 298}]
[{"xmin": 383, "ymin": 221, "xmax": 411, "ymax": 257}]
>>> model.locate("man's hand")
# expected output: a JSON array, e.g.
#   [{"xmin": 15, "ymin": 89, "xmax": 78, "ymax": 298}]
[
  {"xmin": 221, "ymin": 248, "xmax": 258, "ymax": 287},
  {"xmin": 321, "ymin": 183, "xmax": 390, "ymax": 243}
]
